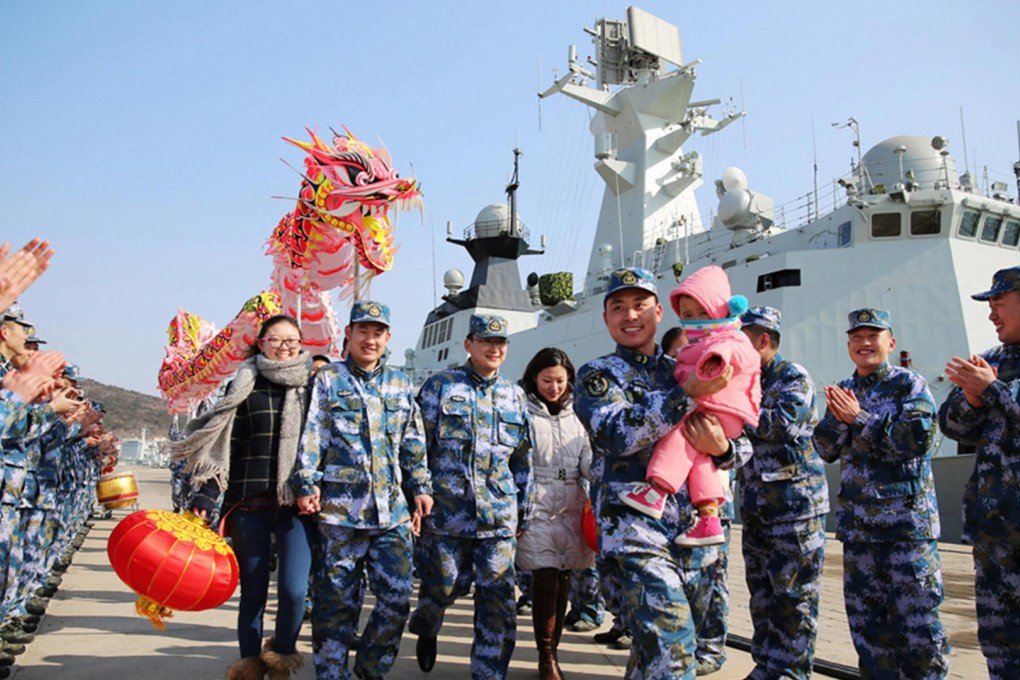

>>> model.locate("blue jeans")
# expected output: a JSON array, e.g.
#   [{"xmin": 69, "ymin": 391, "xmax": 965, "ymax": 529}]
[{"xmin": 227, "ymin": 506, "xmax": 314, "ymax": 657}]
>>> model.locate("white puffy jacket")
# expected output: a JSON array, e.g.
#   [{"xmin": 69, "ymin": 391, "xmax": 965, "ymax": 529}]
[{"xmin": 516, "ymin": 395, "xmax": 595, "ymax": 571}]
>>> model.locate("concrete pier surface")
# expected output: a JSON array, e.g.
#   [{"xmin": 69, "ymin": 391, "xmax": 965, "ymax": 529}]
[{"xmin": 9, "ymin": 466, "xmax": 986, "ymax": 679}]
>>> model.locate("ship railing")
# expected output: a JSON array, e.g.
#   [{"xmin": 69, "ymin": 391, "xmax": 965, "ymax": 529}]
[
  {"xmin": 461, "ymin": 220, "xmax": 531, "ymax": 243},
  {"xmin": 770, "ymin": 185, "xmax": 849, "ymax": 230}
]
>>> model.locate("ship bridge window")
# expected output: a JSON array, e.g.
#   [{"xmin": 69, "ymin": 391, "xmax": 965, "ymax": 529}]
[
  {"xmin": 910, "ymin": 209, "xmax": 941, "ymax": 236},
  {"xmin": 958, "ymin": 210, "xmax": 980, "ymax": 238},
  {"xmin": 423, "ymin": 318, "xmax": 453, "ymax": 349},
  {"xmin": 871, "ymin": 212, "xmax": 901, "ymax": 238},
  {"xmin": 756, "ymin": 269, "xmax": 801, "ymax": 293},
  {"xmin": 981, "ymin": 215, "xmax": 1003, "ymax": 243},
  {"xmin": 838, "ymin": 221, "xmax": 852, "ymax": 247},
  {"xmin": 1003, "ymin": 220, "xmax": 1020, "ymax": 247}
]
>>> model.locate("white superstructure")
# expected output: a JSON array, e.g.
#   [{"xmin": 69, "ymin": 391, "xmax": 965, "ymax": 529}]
[{"xmin": 407, "ymin": 6, "xmax": 1020, "ymax": 464}]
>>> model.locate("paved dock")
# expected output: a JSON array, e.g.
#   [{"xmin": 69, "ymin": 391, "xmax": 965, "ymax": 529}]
[{"xmin": 9, "ymin": 466, "xmax": 987, "ymax": 679}]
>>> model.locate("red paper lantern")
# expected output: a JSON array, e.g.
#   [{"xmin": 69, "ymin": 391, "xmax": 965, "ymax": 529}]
[
  {"xmin": 581, "ymin": 498, "xmax": 598, "ymax": 552},
  {"xmin": 107, "ymin": 510, "xmax": 239, "ymax": 630}
]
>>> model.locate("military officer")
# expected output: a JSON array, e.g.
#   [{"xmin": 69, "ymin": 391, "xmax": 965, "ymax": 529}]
[
  {"xmin": 813, "ymin": 308, "xmax": 948, "ymax": 678},
  {"xmin": 294, "ymin": 301, "xmax": 432, "ymax": 680},
  {"xmin": 738, "ymin": 306, "xmax": 829, "ymax": 679},
  {"xmin": 573, "ymin": 267, "xmax": 749, "ymax": 679},
  {"xmin": 939, "ymin": 265, "xmax": 1020, "ymax": 678},
  {"xmin": 408, "ymin": 313, "xmax": 534, "ymax": 680}
]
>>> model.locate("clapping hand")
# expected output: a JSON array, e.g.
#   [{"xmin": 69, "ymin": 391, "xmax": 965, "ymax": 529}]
[
  {"xmin": 0, "ymin": 239, "xmax": 54, "ymax": 312},
  {"xmin": 824, "ymin": 385, "xmax": 861, "ymax": 423},
  {"xmin": 945, "ymin": 355, "xmax": 997, "ymax": 408}
]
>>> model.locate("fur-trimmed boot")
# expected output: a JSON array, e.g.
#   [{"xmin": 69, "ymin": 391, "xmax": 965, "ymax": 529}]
[
  {"xmin": 226, "ymin": 655, "xmax": 266, "ymax": 680},
  {"xmin": 261, "ymin": 637, "xmax": 303, "ymax": 680}
]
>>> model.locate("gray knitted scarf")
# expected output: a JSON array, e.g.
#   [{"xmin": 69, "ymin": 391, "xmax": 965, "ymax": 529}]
[{"xmin": 171, "ymin": 352, "xmax": 311, "ymax": 506}]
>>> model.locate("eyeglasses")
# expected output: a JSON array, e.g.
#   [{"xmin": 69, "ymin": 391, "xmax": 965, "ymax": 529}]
[{"xmin": 262, "ymin": 337, "xmax": 302, "ymax": 348}]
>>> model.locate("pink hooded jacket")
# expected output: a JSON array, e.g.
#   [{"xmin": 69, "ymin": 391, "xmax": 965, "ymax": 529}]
[{"xmin": 669, "ymin": 266, "xmax": 761, "ymax": 427}]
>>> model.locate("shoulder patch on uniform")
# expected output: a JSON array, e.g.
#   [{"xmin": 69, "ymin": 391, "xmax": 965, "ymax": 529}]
[
  {"xmin": 584, "ymin": 371, "xmax": 609, "ymax": 397},
  {"xmin": 450, "ymin": 395, "xmax": 467, "ymax": 402}
]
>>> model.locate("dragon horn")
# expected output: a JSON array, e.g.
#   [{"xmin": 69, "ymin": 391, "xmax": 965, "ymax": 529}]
[
  {"xmin": 375, "ymin": 135, "xmax": 392, "ymax": 167},
  {"xmin": 307, "ymin": 127, "xmax": 332, "ymax": 151}
]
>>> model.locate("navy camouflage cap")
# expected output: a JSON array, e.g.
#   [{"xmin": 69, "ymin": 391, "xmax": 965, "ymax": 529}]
[
  {"xmin": 605, "ymin": 267, "xmax": 658, "ymax": 299},
  {"xmin": 62, "ymin": 363, "xmax": 81, "ymax": 381},
  {"xmin": 846, "ymin": 308, "xmax": 892, "ymax": 332},
  {"xmin": 740, "ymin": 305, "xmax": 782, "ymax": 334},
  {"xmin": 24, "ymin": 326, "xmax": 46, "ymax": 345},
  {"xmin": 469, "ymin": 313, "xmax": 509, "ymax": 339},
  {"xmin": 1, "ymin": 301, "xmax": 34, "ymax": 328},
  {"xmin": 971, "ymin": 265, "xmax": 1020, "ymax": 301},
  {"xmin": 349, "ymin": 300, "xmax": 390, "ymax": 327}
]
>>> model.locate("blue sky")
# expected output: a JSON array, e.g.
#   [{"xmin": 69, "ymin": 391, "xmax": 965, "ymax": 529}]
[{"xmin": 2, "ymin": 1, "xmax": 1018, "ymax": 397}]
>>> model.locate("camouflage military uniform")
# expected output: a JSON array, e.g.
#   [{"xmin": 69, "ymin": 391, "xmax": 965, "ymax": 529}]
[
  {"xmin": 294, "ymin": 356, "xmax": 430, "ymax": 680},
  {"xmin": 574, "ymin": 344, "xmax": 749, "ymax": 679},
  {"xmin": 739, "ymin": 353, "xmax": 829, "ymax": 679},
  {"xmin": 939, "ymin": 343, "xmax": 1020, "ymax": 678},
  {"xmin": 407, "ymin": 362, "xmax": 533, "ymax": 680},
  {"xmin": 0, "ymin": 367, "xmax": 59, "ymax": 625},
  {"xmin": 687, "ymin": 478, "xmax": 734, "ymax": 674},
  {"xmin": 0, "ymin": 386, "xmax": 29, "ymax": 626},
  {"xmin": 16, "ymin": 412, "xmax": 73, "ymax": 617},
  {"xmin": 814, "ymin": 362, "xmax": 948, "ymax": 679},
  {"xmin": 567, "ymin": 565, "xmax": 604, "ymax": 626}
]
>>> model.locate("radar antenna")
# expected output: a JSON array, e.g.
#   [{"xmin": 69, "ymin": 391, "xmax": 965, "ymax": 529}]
[{"xmin": 507, "ymin": 147, "xmax": 522, "ymax": 238}]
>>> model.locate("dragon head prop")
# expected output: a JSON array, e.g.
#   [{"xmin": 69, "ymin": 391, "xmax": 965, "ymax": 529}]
[{"xmin": 270, "ymin": 126, "xmax": 423, "ymax": 276}]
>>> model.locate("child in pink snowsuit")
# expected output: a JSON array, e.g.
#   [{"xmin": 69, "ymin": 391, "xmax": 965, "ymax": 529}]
[{"xmin": 620, "ymin": 265, "xmax": 761, "ymax": 546}]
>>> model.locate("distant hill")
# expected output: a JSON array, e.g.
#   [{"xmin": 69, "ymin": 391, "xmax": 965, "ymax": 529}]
[{"xmin": 79, "ymin": 378, "xmax": 173, "ymax": 440}]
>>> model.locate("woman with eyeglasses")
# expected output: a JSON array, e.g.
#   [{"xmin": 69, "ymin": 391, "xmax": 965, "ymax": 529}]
[{"xmin": 174, "ymin": 315, "xmax": 315, "ymax": 680}]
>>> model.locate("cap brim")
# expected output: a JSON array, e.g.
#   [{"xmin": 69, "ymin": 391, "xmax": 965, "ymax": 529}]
[
  {"xmin": 971, "ymin": 290, "xmax": 995, "ymax": 301},
  {"xmin": 606, "ymin": 285, "xmax": 658, "ymax": 298}
]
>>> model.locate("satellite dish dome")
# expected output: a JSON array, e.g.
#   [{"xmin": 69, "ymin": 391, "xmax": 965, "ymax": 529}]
[
  {"xmin": 527, "ymin": 272, "xmax": 539, "ymax": 287},
  {"xmin": 861, "ymin": 135, "xmax": 957, "ymax": 190},
  {"xmin": 473, "ymin": 203, "xmax": 524, "ymax": 237},
  {"xmin": 718, "ymin": 190, "xmax": 752, "ymax": 227},
  {"xmin": 443, "ymin": 268, "xmax": 465, "ymax": 294},
  {"xmin": 721, "ymin": 167, "xmax": 748, "ymax": 193}
]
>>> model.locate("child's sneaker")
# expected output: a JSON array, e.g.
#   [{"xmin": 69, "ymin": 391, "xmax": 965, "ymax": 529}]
[
  {"xmin": 675, "ymin": 515, "xmax": 725, "ymax": 546},
  {"xmin": 619, "ymin": 482, "xmax": 666, "ymax": 519}
]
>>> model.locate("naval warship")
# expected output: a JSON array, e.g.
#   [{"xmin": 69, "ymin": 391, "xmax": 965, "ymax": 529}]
[{"xmin": 404, "ymin": 6, "xmax": 1020, "ymax": 541}]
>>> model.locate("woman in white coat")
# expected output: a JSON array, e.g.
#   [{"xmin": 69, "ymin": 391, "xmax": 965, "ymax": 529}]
[{"xmin": 517, "ymin": 347, "xmax": 594, "ymax": 680}]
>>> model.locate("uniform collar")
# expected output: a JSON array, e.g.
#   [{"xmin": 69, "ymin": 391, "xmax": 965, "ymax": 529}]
[
  {"xmin": 344, "ymin": 355, "xmax": 384, "ymax": 381},
  {"xmin": 464, "ymin": 361, "xmax": 499, "ymax": 388},
  {"xmin": 853, "ymin": 361, "xmax": 892, "ymax": 387},
  {"xmin": 762, "ymin": 352, "xmax": 782, "ymax": 376},
  {"xmin": 615, "ymin": 344, "xmax": 661, "ymax": 369}
]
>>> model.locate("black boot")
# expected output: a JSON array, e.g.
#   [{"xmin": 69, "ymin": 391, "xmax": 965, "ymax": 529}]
[
  {"xmin": 415, "ymin": 633, "xmax": 437, "ymax": 672},
  {"xmin": 552, "ymin": 570, "xmax": 570, "ymax": 678},
  {"xmin": 1, "ymin": 622, "xmax": 34, "ymax": 645}
]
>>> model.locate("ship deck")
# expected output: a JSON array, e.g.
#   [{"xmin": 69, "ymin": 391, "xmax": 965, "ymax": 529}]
[{"xmin": 10, "ymin": 466, "xmax": 987, "ymax": 679}]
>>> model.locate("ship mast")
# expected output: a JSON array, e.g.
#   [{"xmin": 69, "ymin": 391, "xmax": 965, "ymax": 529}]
[
  {"xmin": 507, "ymin": 147, "xmax": 521, "ymax": 237},
  {"xmin": 540, "ymin": 7, "xmax": 741, "ymax": 293}
]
